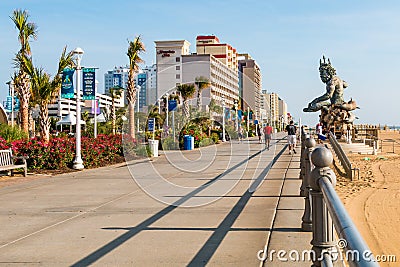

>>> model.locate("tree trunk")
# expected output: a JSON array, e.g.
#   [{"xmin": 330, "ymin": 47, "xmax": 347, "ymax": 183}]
[
  {"xmin": 197, "ymin": 90, "xmax": 202, "ymax": 111},
  {"xmin": 16, "ymin": 71, "xmax": 31, "ymax": 134},
  {"xmin": 39, "ymin": 103, "xmax": 50, "ymax": 142},
  {"xmin": 183, "ymin": 100, "xmax": 190, "ymax": 118},
  {"xmin": 126, "ymin": 70, "xmax": 136, "ymax": 139},
  {"xmin": 128, "ymin": 102, "xmax": 135, "ymax": 139}
]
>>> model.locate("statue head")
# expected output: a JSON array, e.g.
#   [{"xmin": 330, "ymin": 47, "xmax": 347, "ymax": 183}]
[{"xmin": 319, "ymin": 56, "xmax": 336, "ymax": 83}]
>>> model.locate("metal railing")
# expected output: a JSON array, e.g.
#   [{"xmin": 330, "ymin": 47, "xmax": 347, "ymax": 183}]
[
  {"xmin": 300, "ymin": 133, "xmax": 378, "ymax": 266},
  {"xmin": 327, "ymin": 132, "xmax": 357, "ymax": 180}
]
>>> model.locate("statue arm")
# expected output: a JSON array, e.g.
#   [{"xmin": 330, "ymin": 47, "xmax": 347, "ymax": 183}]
[{"xmin": 310, "ymin": 84, "xmax": 335, "ymax": 104}]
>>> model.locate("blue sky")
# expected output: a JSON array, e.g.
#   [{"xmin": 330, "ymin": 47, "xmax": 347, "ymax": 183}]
[{"xmin": 1, "ymin": 0, "xmax": 400, "ymax": 126}]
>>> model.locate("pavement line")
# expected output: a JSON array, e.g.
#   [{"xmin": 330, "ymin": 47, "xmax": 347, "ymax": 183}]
[
  {"xmin": 187, "ymin": 143, "xmax": 288, "ymax": 266},
  {"xmin": 0, "ymin": 179, "xmax": 161, "ymax": 250},
  {"xmin": 71, "ymin": 139, "xmax": 287, "ymax": 267},
  {"xmin": 258, "ymin": 152, "xmax": 293, "ymax": 267}
]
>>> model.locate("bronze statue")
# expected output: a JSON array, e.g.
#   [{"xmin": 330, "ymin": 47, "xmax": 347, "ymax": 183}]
[
  {"xmin": 304, "ymin": 56, "xmax": 358, "ymax": 139},
  {"xmin": 303, "ymin": 56, "xmax": 352, "ymax": 112}
]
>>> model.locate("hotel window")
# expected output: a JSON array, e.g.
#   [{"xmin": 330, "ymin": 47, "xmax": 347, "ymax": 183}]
[
  {"xmin": 176, "ymin": 74, "xmax": 180, "ymax": 79},
  {"xmin": 176, "ymin": 66, "xmax": 180, "ymax": 70},
  {"xmin": 176, "ymin": 57, "xmax": 180, "ymax": 62}
]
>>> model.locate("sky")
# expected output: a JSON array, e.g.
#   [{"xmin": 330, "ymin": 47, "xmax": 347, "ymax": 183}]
[{"xmin": 1, "ymin": 0, "xmax": 400, "ymax": 126}]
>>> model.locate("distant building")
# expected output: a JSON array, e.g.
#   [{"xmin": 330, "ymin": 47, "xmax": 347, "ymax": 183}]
[
  {"xmin": 181, "ymin": 54, "xmax": 239, "ymax": 109},
  {"xmin": 142, "ymin": 64, "xmax": 157, "ymax": 106},
  {"xmin": 279, "ymin": 98, "xmax": 288, "ymax": 126},
  {"xmin": 48, "ymin": 89, "xmax": 124, "ymax": 120},
  {"xmin": 268, "ymin": 92, "xmax": 280, "ymax": 126},
  {"xmin": 259, "ymin": 89, "xmax": 270, "ymax": 123},
  {"xmin": 154, "ymin": 40, "xmax": 191, "ymax": 99},
  {"xmin": 238, "ymin": 53, "xmax": 262, "ymax": 119},
  {"xmin": 196, "ymin": 35, "xmax": 238, "ymax": 71},
  {"xmin": 104, "ymin": 66, "xmax": 129, "ymax": 95}
]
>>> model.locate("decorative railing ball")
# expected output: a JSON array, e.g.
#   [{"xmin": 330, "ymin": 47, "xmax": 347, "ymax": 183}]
[
  {"xmin": 310, "ymin": 147, "xmax": 336, "ymax": 190},
  {"xmin": 305, "ymin": 137, "xmax": 316, "ymax": 149}
]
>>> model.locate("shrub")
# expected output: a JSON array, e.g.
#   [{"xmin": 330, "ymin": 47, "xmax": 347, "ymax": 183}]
[
  {"xmin": 161, "ymin": 136, "xmax": 179, "ymax": 150},
  {"xmin": 0, "ymin": 124, "xmax": 28, "ymax": 142},
  {"xmin": 1, "ymin": 134, "xmax": 125, "ymax": 170},
  {"xmin": 211, "ymin": 132, "xmax": 219, "ymax": 143}
]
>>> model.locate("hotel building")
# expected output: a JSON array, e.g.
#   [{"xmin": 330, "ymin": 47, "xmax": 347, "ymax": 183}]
[
  {"xmin": 154, "ymin": 40, "xmax": 191, "ymax": 99},
  {"xmin": 238, "ymin": 53, "xmax": 262, "ymax": 119}
]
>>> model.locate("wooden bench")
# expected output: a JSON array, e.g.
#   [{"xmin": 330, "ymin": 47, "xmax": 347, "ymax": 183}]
[{"xmin": 0, "ymin": 148, "xmax": 28, "ymax": 177}]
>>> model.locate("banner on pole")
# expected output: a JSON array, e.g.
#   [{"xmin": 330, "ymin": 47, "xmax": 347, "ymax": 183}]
[
  {"xmin": 91, "ymin": 99, "xmax": 100, "ymax": 115},
  {"xmin": 82, "ymin": 68, "xmax": 96, "ymax": 100},
  {"xmin": 238, "ymin": 110, "xmax": 243, "ymax": 121},
  {"xmin": 168, "ymin": 99, "xmax": 177, "ymax": 111},
  {"xmin": 61, "ymin": 68, "xmax": 75, "ymax": 98},
  {"xmin": 148, "ymin": 118, "xmax": 155, "ymax": 132},
  {"xmin": 4, "ymin": 96, "xmax": 20, "ymax": 112},
  {"xmin": 224, "ymin": 107, "xmax": 230, "ymax": 120}
]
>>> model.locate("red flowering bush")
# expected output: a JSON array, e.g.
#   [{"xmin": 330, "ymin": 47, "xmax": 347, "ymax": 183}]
[{"xmin": 0, "ymin": 134, "xmax": 125, "ymax": 170}]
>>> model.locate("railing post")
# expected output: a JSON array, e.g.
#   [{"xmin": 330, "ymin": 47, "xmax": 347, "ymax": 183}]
[
  {"xmin": 300, "ymin": 131, "xmax": 309, "ymax": 196},
  {"xmin": 309, "ymin": 147, "xmax": 337, "ymax": 267},
  {"xmin": 301, "ymin": 136, "xmax": 316, "ymax": 231}
]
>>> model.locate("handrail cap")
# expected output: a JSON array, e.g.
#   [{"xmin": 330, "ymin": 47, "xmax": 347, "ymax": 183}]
[
  {"xmin": 305, "ymin": 137, "xmax": 316, "ymax": 148},
  {"xmin": 311, "ymin": 147, "xmax": 333, "ymax": 167}
]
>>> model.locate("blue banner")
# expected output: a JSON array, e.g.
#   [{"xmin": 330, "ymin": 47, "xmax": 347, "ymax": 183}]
[
  {"xmin": 238, "ymin": 110, "xmax": 243, "ymax": 121},
  {"xmin": 224, "ymin": 107, "xmax": 230, "ymax": 120},
  {"xmin": 61, "ymin": 68, "xmax": 75, "ymax": 99},
  {"xmin": 82, "ymin": 68, "xmax": 96, "ymax": 100},
  {"xmin": 148, "ymin": 118, "xmax": 155, "ymax": 131},
  {"xmin": 4, "ymin": 96, "xmax": 20, "ymax": 112},
  {"xmin": 168, "ymin": 99, "xmax": 177, "ymax": 111}
]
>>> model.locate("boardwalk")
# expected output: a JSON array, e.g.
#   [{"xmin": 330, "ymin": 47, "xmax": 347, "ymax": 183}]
[{"xmin": 0, "ymin": 133, "xmax": 311, "ymax": 266}]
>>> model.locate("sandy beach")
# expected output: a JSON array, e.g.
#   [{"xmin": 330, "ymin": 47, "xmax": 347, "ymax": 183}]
[{"xmin": 336, "ymin": 130, "xmax": 400, "ymax": 266}]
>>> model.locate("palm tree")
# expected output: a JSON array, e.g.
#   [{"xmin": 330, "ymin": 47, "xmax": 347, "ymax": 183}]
[
  {"xmin": 126, "ymin": 36, "xmax": 145, "ymax": 139},
  {"xmin": 176, "ymin": 83, "xmax": 196, "ymax": 118},
  {"xmin": 194, "ymin": 76, "xmax": 210, "ymax": 111},
  {"xmin": 16, "ymin": 47, "xmax": 75, "ymax": 142},
  {"xmin": 11, "ymin": 9, "xmax": 38, "ymax": 134},
  {"xmin": 108, "ymin": 86, "xmax": 124, "ymax": 134},
  {"xmin": 147, "ymin": 105, "xmax": 163, "ymax": 130}
]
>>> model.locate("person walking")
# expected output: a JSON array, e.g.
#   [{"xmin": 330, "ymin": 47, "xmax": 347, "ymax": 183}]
[
  {"xmin": 285, "ymin": 120, "xmax": 297, "ymax": 154},
  {"xmin": 263, "ymin": 123, "xmax": 273, "ymax": 150},
  {"xmin": 316, "ymin": 121, "xmax": 326, "ymax": 143},
  {"xmin": 238, "ymin": 126, "xmax": 243, "ymax": 143},
  {"xmin": 257, "ymin": 125, "xmax": 262, "ymax": 143}
]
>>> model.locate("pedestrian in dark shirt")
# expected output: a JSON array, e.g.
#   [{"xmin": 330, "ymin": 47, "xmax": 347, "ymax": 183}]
[{"xmin": 285, "ymin": 120, "xmax": 297, "ymax": 154}]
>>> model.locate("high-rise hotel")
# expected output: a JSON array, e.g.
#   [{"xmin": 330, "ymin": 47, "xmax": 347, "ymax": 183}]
[{"xmin": 155, "ymin": 36, "xmax": 239, "ymax": 109}]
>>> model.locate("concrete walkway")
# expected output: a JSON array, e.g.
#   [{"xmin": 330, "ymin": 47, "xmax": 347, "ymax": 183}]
[{"xmin": 0, "ymin": 134, "xmax": 312, "ymax": 266}]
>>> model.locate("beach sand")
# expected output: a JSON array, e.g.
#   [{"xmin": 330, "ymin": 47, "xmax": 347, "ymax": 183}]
[{"xmin": 336, "ymin": 130, "xmax": 400, "ymax": 266}]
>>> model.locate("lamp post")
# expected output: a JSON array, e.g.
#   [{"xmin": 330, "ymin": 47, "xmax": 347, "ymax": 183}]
[
  {"xmin": 165, "ymin": 93, "xmax": 169, "ymax": 128},
  {"xmin": 72, "ymin": 47, "xmax": 84, "ymax": 170},
  {"xmin": 94, "ymin": 80, "xmax": 99, "ymax": 138},
  {"xmin": 222, "ymin": 96, "xmax": 226, "ymax": 142},
  {"xmin": 234, "ymin": 99, "xmax": 238, "ymax": 131},
  {"xmin": 136, "ymin": 85, "xmax": 141, "ymax": 133}
]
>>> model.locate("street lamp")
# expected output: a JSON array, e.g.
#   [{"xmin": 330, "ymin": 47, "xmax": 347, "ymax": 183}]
[
  {"xmin": 165, "ymin": 93, "xmax": 169, "ymax": 128},
  {"xmin": 222, "ymin": 96, "xmax": 226, "ymax": 142},
  {"xmin": 234, "ymin": 99, "xmax": 238, "ymax": 131},
  {"xmin": 136, "ymin": 85, "xmax": 141, "ymax": 133},
  {"xmin": 72, "ymin": 47, "xmax": 84, "ymax": 170}
]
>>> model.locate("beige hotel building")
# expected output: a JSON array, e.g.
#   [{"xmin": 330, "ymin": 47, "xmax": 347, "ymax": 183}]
[{"xmin": 155, "ymin": 35, "xmax": 239, "ymax": 108}]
